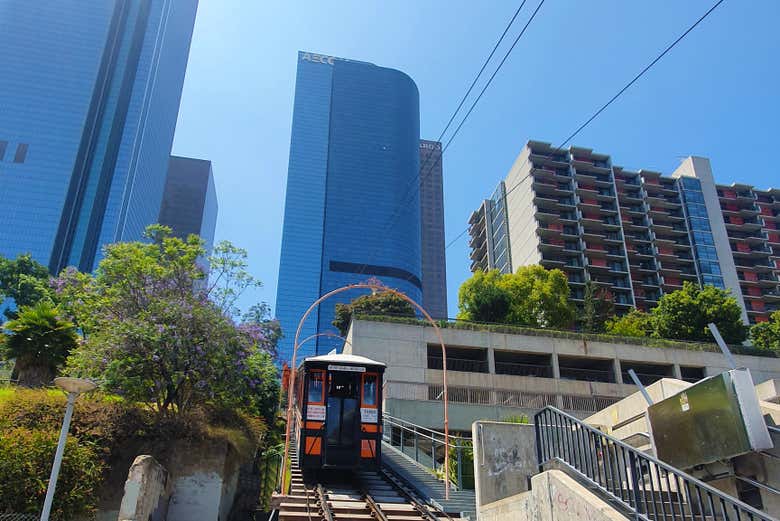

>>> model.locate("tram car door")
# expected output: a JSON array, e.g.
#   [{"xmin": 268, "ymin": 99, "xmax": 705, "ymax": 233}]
[{"xmin": 325, "ymin": 369, "xmax": 360, "ymax": 467}]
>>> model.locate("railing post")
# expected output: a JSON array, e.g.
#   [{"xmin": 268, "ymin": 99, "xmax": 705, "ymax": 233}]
[
  {"xmin": 400, "ymin": 425, "xmax": 405, "ymax": 455},
  {"xmin": 457, "ymin": 440, "xmax": 463, "ymax": 490},
  {"xmin": 414, "ymin": 427, "xmax": 419, "ymax": 463},
  {"xmin": 535, "ymin": 411, "xmax": 544, "ymax": 472},
  {"xmin": 628, "ymin": 451, "xmax": 644, "ymax": 516}
]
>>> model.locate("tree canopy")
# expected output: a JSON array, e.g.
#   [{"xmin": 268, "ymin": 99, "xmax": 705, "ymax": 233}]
[
  {"xmin": 0, "ymin": 301, "xmax": 78, "ymax": 386},
  {"xmin": 457, "ymin": 266, "xmax": 574, "ymax": 329},
  {"xmin": 0, "ymin": 253, "xmax": 52, "ymax": 319},
  {"xmin": 751, "ymin": 311, "xmax": 780, "ymax": 353},
  {"xmin": 605, "ymin": 309, "xmax": 654, "ymax": 337},
  {"xmin": 53, "ymin": 225, "xmax": 280, "ymax": 418},
  {"xmin": 333, "ymin": 290, "xmax": 415, "ymax": 337},
  {"xmin": 581, "ymin": 281, "xmax": 615, "ymax": 333},
  {"xmin": 652, "ymin": 281, "xmax": 747, "ymax": 344}
]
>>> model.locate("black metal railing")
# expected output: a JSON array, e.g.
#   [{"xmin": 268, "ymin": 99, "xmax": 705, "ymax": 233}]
[{"xmin": 534, "ymin": 406, "xmax": 773, "ymax": 521}]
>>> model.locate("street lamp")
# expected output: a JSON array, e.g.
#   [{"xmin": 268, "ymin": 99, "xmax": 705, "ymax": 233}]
[{"xmin": 40, "ymin": 377, "xmax": 97, "ymax": 521}]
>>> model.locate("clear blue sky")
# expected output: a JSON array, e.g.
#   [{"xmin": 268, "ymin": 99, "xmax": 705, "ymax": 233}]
[{"xmin": 171, "ymin": 0, "xmax": 780, "ymax": 318}]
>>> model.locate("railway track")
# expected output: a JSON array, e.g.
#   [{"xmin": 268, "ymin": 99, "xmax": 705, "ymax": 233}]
[{"xmin": 277, "ymin": 456, "xmax": 457, "ymax": 521}]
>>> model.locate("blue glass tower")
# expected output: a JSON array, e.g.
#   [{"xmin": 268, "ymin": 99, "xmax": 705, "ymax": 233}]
[
  {"xmin": 276, "ymin": 51, "xmax": 421, "ymax": 363},
  {"xmin": 0, "ymin": 0, "xmax": 198, "ymax": 273}
]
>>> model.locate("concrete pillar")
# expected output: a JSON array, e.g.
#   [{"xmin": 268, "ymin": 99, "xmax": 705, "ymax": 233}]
[
  {"xmin": 614, "ymin": 359, "xmax": 624, "ymax": 385},
  {"xmin": 487, "ymin": 347, "xmax": 496, "ymax": 374},
  {"xmin": 551, "ymin": 353, "xmax": 561, "ymax": 379}
]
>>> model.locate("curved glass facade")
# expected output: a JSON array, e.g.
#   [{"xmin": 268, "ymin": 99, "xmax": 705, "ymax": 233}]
[{"xmin": 276, "ymin": 52, "xmax": 421, "ymax": 362}]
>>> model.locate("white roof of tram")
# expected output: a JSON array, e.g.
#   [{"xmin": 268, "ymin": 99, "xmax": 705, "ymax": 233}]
[{"xmin": 302, "ymin": 353, "xmax": 386, "ymax": 368}]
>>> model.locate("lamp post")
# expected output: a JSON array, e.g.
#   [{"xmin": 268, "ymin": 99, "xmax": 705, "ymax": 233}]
[{"xmin": 40, "ymin": 377, "xmax": 97, "ymax": 521}]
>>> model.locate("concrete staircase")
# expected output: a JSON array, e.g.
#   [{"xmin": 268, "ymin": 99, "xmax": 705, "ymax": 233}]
[{"xmin": 381, "ymin": 441, "xmax": 476, "ymax": 519}]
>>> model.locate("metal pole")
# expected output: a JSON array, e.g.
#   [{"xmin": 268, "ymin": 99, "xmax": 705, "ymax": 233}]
[
  {"xmin": 707, "ymin": 323, "xmax": 737, "ymax": 370},
  {"xmin": 627, "ymin": 369, "xmax": 654, "ymax": 406},
  {"xmin": 40, "ymin": 392, "xmax": 77, "ymax": 521}
]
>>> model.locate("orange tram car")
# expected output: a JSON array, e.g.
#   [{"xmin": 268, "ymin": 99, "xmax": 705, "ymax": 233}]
[{"xmin": 295, "ymin": 353, "xmax": 385, "ymax": 470}]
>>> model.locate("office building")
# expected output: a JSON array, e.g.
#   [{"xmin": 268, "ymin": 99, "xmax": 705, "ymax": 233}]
[
  {"xmin": 0, "ymin": 0, "xmax": 198, "ymax": 273},
  {"xmin": 419, "ymin": 140, "xmax": 448, "ymax": 319},
  {"xmin": 468, "ymin": 140, "xmax": 780, "ymax": 323},
  {"xmin": 276, "ymin": 51, "xmax": 422, "ymax": 362},
  {"xmin": 159, "ymin": 156, "xmax": 218, "ymax": 257}
]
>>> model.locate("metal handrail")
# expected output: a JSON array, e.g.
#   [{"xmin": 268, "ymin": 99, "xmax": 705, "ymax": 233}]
[
  {"xmin": 384, "ymin": 414, "xmax": 471, "ymax": 442},
  {"xmin": 382, "ymin": 414, "xmax": 472, "ymax": 490},
  {"xmin": 535, "ymin": 406, "xmax": 775, "ymax": 521}
]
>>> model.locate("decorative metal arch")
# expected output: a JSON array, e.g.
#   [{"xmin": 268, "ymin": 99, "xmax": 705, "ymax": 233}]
[{"xmin": 281, "ymin": 282, "xmax": 451, "ymax": 498}]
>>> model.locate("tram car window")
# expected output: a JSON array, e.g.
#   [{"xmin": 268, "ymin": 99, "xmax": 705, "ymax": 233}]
[{"xmin": 296, "ymin": 353, "xmax": 385, "ymax": 470}]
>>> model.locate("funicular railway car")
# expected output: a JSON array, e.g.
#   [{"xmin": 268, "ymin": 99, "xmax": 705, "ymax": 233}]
[{"xmin": 296, "ymin": 353, "xmax": 385, "ymax": 469}]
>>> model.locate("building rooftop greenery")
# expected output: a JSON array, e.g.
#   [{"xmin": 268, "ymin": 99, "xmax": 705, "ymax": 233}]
[{"xmin": 353, "ymin": 314, "xmax": 775, "ymax": 358}]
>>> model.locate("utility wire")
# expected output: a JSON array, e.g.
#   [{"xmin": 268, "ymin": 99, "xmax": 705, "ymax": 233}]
[
  {"xmin": 357, "ymin": 0, "xmax": 546, "ymax": 276},
  {"xmin": 445, "ymin": 0, "xmax": 726, "ymax": 252}
]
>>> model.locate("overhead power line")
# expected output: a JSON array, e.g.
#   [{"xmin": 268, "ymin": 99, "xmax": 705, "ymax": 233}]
[
  {"xmin": 446, "ymin": 0, "xmax": 726, "ymax": 252},
  {"xmin": 355, "ymin": 0, "xmax": 545, "ymax": 276}
]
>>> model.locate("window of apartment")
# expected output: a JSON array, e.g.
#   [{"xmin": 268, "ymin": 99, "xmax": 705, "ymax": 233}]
[
  {"xmin": 681, "ymin": 177, "xmax": 702, "ymax": 191},
  {"xmin": 13, "ymin": 143, "xmax": 28, "ymax": 163},
  {"xmin": 564, "ymin": 241, "xmax": 579, "ymax": 251},
  {"xmin": 689, "ymin": 217, "xmax": 711, "ymax": 231},
  {"xmin": 693, "ymin": 231, "xmax": 715, "ymax": 246},
  {"xmin": 702, "ymin": 275, "xmax": 725, "ymax": 288},
  {"xmin": 686, "ymin": 204, "xmax": 708, "ymax": 219},
  {"xmin": 0, "ymin": 140, "xmax": 7, "ymax": 161},
  {"xmin": 683, "ymin": 190, "xmax": 705, "ymax": 204},
  {"xmin": 696, "ymin": 245, "xmax": 719, "ymax": 261},
  {"xmin": 698, "ymin": 261, "xmax": 721, "ymax": 275}
]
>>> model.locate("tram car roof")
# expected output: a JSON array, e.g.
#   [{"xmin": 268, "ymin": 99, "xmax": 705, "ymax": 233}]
[{"xmin": 300, "ymin": 352, "xmax": 386, "ymax": 369}]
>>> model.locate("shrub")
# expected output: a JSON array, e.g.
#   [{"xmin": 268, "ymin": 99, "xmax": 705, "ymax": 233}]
[{"xmin": 0, "ymin": 427, "xmax": 104, "ymax": 520}]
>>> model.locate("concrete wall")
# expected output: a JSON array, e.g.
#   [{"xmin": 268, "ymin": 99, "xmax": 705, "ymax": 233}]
[
  {"xmin": 505, "ymin": 145, "xmax": 542, "ymax": 268},
  {"xmin": 117, "ymin": 455, "xmax": 169, "ymax": 521},
  {"xmin": 346, "ymin": 319, "xmax": 780, "ymax": 430},
  {"xmin": 479, "ymin": 470, "xmax": 626, "ymax": 521},
  {"xmin": 166, "ymin": 440, "xmax": 240, "ymax": 521},
  {"xmin": 472, "ymin": 421, "xmax": 537, "ymax": 508}
]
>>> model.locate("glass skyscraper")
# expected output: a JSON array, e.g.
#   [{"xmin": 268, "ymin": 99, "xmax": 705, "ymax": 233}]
[
  {"xmin": 0, "ymin": 0, "xmax": 198, "ymax": 273},
  {"xmin": 276, "ymin": 51, "xmax": 422, "ymax": 362}
]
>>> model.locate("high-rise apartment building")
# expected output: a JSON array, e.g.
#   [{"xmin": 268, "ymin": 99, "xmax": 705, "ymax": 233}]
[
  {"xmin": 419, "ymin": 140, "xmax": 448, "ymax": 319},
  {"xmin": 276, "ymin": 52, "xmax": 422, "ymax": 362},
  {"xmin": 0, "ymin": 0, "xmax": 198, "ymax": 273},
  {"xmin": 468, "ymin": 140, "xmax": 780, "ymax": 323},
  {"xmin": 159, "ymin": 156, "xmax": 218, "ymax": 257}
]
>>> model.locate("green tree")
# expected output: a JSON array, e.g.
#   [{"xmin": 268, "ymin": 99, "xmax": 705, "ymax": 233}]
[
  {"xmin": 499, "ymin": 265, "xmax": 574, "ymax": 329},
  {"xmin": 456, "ymin": 270, "xmax": 511, "ymax": 323},
  {"xmin": 54, "ymin": 225, "xmax": 279, "ymax": 417},
  {"xmin": 750, "ymin": 311, "xmax": 780, "ymax": 352},
  {"xmin": 581, "ymin": 281, "xmax": 615, "ymax": 333},
  {"xmin": 0, "ymin": 253, "xmax": 53, "ymax": 319},
  {"xmin": 457, "ymin": 266, "xmax": 574, "ymax": 328},
  {"xmin": 333, "ymin": 291, "xmax": 415, "ymax": 337},
  {"xmin": 605, "ymin": 309, "xmax": 654, "ymax": 337},
  {"xmin": 651, "ymin": 282, "xmax": 747, "ymax": 344},
  {"xmin": 0, "ymin": 301, "xmax": 79, "ymax": 386}
]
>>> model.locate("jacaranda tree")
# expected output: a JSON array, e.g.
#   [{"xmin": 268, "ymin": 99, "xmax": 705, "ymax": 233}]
[{"xmin": 54, "ymin": 225, "xmax": 280, "ymax": 417}]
